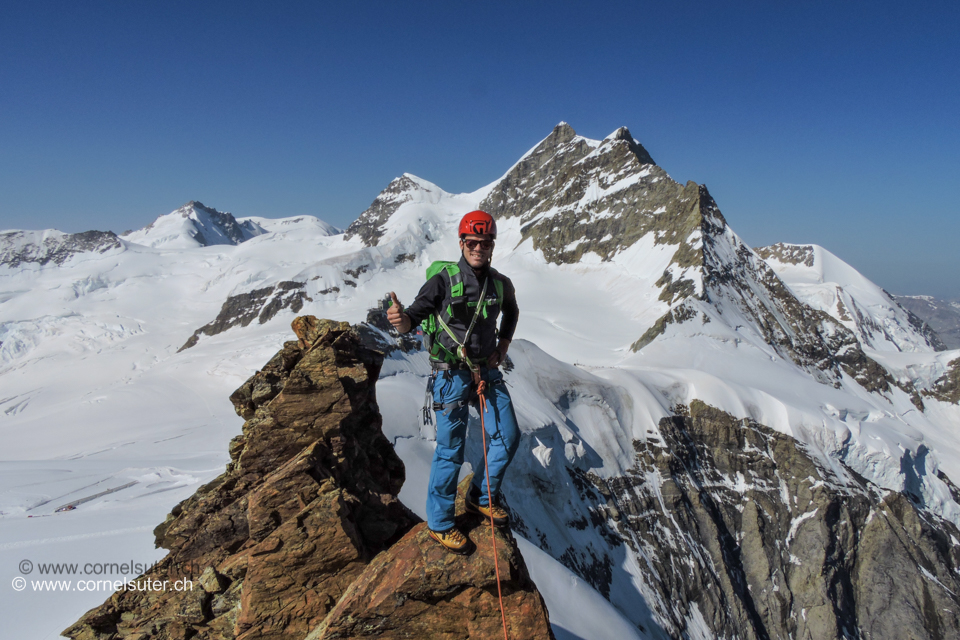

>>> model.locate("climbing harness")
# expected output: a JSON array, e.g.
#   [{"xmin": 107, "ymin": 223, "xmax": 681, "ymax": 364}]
[
  {"xmin": 474, "ymin": 367, "xmax": 510, "ymax": 640},
  {"xmin": 433, "ymin": 271, "xmax": 489, "ymax": 367}
]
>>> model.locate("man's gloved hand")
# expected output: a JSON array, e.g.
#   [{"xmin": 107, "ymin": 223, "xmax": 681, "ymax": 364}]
[
  {"xmin": 487, "ymin": 339, "xmax": 511, "ymax": 368},
  {"xmin": 387, "ymin": 292, "xmax": 412, "ymax": 333}
]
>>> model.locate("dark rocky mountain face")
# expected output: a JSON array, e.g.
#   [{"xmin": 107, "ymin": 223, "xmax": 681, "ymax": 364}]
[
  {"xmin": 0, "ymin": 230, "xmax": 122, "ymax": 268},
  {"xmin": 514, "ymin": 398, "xmax": 960, "ymax": 639},
  {"xmin": 629, "ymin": 401, "xmax": 960, "ymax": 639},
  {"xmin": 895, "ymin": 295, "xmax": 960, "ymax": 349},
  {"xmin": 64, "ymin": 317, "xmax": 554, "ymax": 640},
  {"xmin": 479, "ymin": 123, "xmax": 698, "ymax": 266},
  {"xmin": 178, "ymin": 281, "xmax": 310, "ymax": 351}
]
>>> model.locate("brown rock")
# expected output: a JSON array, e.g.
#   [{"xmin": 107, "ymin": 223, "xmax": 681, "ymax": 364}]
[
  {"xmin": 63, "ymin": 317, "xmax": 553, "ymax": 640},
  {"xmin": 310, "ymin": 476, "xmax": 555, "ymax": 640}
]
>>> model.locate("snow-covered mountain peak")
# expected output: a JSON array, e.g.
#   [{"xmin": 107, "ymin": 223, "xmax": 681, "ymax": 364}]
[
  {"xmin": 340, "ymin": 123, "xmax": 661, "ymax": 257},
  {"xmin": 343, "ymin": 173, "xmax": 460, "ymax": 247},
  {"xmin": 234, "ymin": 214, "xmax": 340, "ymax": 237},
  {"xmin": 121, "ymin": 201, "xmax": 266, "ymax": 249}
]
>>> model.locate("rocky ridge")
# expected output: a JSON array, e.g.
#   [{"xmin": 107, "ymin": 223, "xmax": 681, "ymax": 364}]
[
  {"xmin": 695, "ymin": 222, "xmax": 902, "ymax": 396},
  {"xmin": 343, "ymin": 175, "xmax": 421, "ymax": 247},
  {"xmin": 0, "ymin": 229, "xmax": 122, "ymax": 268},
  {"xmin": 64, "ymin": 317, "xmax": 553, "ymax": 640},
  {"xmin": 758, "ymin": 243, "xmax": 948, "ymax": 353},
  {"xmin": 178, "ymin": 282, "xmax": 310, "ymax": 351}
]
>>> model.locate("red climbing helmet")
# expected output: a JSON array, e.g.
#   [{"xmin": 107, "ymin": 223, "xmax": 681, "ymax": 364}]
[{"xmin": 458, "ymin": 210, "xmax": 497, "ymax": 239}]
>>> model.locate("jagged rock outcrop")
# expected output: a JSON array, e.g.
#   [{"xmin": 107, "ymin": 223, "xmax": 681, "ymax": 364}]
[
  {"xmin": 0, "ymin": 229, "xmax": 122, "ymax": 268},
  {"xmin": 754, "ymin": 243, "xmax": 816, "ymax": 268},
  {"xmin": 64, "ymin": 316, "xmax": 553, "ymax": 640}
]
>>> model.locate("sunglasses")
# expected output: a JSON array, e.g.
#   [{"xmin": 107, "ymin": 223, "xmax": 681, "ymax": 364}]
[{"xmin": 463, "ymin": 239, "xmax": 495, "ymax": 250}]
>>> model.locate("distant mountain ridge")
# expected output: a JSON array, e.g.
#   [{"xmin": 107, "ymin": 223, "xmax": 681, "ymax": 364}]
[
  {"xmin": 120, "ymin": 200, "xmax": 267, "ymax": 248},
  {"xmin": 0, "ymin": 229, "xmax": 122, "ymax": 268},
  {"xmin": 895, "ymin": 294, "xmax": 960, "ymax": 349}
]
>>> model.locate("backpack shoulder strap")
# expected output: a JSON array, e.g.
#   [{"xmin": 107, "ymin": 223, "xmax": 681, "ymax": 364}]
[{"xmin": 441, "ymin": 262, "xmax": 463, "ymax": 299}]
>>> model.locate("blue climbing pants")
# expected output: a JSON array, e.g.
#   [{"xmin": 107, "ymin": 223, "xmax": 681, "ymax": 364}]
[{"xmin": 426, "ymin": 367, "xmax": 520, "ymax": 532}]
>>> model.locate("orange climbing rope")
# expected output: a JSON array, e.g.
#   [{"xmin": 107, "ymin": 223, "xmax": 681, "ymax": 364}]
[{"xmin": 475, "ymin": 374, "xmax": 510, "ymax": 640}]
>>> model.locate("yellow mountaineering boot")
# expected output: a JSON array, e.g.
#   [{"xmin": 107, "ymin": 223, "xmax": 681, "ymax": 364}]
[
  {"xmin": 428, "ymin": 527, "xmax": 473, "ymax": 555},
  {"xmin": 465, "ymin": 495, "xmax": 509, "ymax": 527}
]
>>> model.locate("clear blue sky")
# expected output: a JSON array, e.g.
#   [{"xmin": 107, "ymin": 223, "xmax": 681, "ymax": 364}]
[{"xmin": 2, "ymin": 1, "xmax": 958, "ymax": 297}]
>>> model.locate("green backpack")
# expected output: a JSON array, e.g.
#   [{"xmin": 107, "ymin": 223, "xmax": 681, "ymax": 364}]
[{"xmin": 420, "ymin": 261, "xmax": 504, "ymax": 365}]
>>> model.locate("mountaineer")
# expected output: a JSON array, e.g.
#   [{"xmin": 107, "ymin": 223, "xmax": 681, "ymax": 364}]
[{"xmin": 387, "ymin": 210, "xmax": 520, "ymax": 554}]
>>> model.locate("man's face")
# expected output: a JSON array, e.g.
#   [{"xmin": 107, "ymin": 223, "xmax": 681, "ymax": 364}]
[{"xmin": 460, "ymin": 234, "xmax": 494, "ymax": 269}]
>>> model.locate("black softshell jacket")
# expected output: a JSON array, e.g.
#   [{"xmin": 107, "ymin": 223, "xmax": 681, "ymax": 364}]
[{"xmin": 404, "ymin": 255, "xmax": 518, "ymax": 361}]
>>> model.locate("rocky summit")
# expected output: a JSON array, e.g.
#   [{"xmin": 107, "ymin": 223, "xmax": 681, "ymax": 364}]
[
  {"xmin": 311, "ymin": 476, "xmax": 554, "ymax": 640},
  {"xmin": 469, "ymin": 123, "xmax": 912, "ymax": 401},
  {"xmin": 63, "ymin": 317, "xmax": 553, "ymax": 640},
  {"xmin": 479, "ymin": 123, "xmax": 669, "ymax": 265}
]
